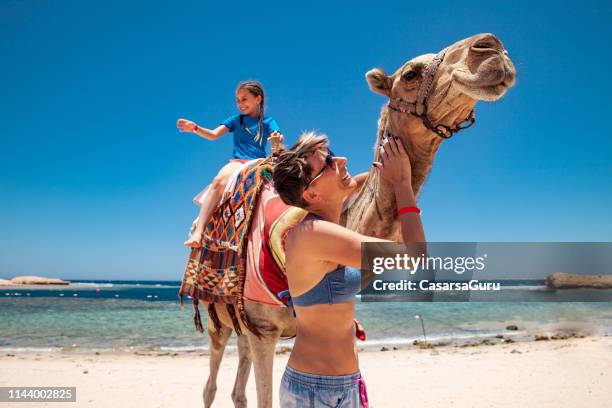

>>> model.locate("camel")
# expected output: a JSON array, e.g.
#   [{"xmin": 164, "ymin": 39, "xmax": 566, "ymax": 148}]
[{"xmin": 197, "ymin": 33, "xmax": 516, "ymax": 407}]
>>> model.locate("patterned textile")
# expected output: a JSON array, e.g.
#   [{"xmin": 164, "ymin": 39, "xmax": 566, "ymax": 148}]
[
  {"xmin": 245, "ymin": 186, "xmax": 307, "ymax": 305},
  {"xmin": 179, "ymin": 157, "xmax": 367, "ymax": 340},
  {"xmin": 179, "ymin": 158, "xmax": 273, "ymax": 333}
]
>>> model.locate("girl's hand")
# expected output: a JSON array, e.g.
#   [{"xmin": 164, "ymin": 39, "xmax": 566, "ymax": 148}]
[
  {"xmin": 177, "ymin": 119, "xmax": 197, "ymax": 133},
  {"xmin": 268, "ymin": 131, "xmax": 284, "ymax": 143},
  {"xmin": 373, "ymin": 136, "xmax": 413, "ymax": 188}
]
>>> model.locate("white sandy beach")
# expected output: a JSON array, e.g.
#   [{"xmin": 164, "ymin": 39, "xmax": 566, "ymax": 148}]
[{"xmin": 1, "ymin": 336, "xmax": 610, "ymax": 407}]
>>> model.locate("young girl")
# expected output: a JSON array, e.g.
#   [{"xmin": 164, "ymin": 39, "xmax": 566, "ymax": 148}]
[{"xmin": 177, "ymin": 81, "xmax": 284, "ymax": 247}]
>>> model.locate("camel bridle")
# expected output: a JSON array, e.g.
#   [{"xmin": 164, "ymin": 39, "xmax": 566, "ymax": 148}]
[{"xmin": 387, "ymin": 48, "xmax": 476, "ymax": 139}]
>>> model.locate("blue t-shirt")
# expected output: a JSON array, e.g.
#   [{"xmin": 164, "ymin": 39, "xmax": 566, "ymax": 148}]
[{"xmin": 221, "ymin": 114, "xmax": 281, "ymax": 160}]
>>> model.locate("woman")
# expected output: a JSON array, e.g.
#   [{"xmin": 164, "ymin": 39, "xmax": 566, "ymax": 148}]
[{"xmin": 272, "ymin": 132, "xmax": 426, "ymax": 407}]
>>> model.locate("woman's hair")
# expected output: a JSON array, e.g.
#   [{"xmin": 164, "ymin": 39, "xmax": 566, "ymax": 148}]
[
  {"xmin": 236, "ymin": 80, "xmax": 265, "ymax": 144},
  {"xmin": 272, "ymin": 131, "xmax": 329, "ymax": 208}
]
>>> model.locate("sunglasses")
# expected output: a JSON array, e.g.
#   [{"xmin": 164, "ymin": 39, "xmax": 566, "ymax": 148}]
[{"xmin": 305, "ymin": 149, "xmax": 336, "ymax": 189}]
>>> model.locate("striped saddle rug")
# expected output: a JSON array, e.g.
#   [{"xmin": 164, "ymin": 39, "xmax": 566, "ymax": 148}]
[{"xmin": 179, "ymin": 158, "xmax": 273, "ymax": 335}]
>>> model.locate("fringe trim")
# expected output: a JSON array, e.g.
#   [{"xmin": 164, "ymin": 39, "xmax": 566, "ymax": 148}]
[
  {"xmin": 226, "ymin": 304, "xmax": 242, "ymax": 335},
  {"xmin": 193, "ymin": 298, "xmax": 204, "ymax": 333},
  {"xmin": 207, "ymin": 303, "xmax": 223, "ymax": 333}
]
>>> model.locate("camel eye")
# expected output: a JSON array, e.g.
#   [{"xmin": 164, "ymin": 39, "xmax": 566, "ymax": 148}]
[{"xmin": 402, "ymin": 71, "xmax": 417, "ymax": 81}]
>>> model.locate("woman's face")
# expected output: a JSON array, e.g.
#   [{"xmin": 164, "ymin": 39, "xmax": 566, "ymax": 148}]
[
  {"xmin": 236, "ymin": 89, "xmax": 261, "ymax": 116},
  {"xmin": 304, "ymin": 147, "xmax": 356, "ymax": 205}
]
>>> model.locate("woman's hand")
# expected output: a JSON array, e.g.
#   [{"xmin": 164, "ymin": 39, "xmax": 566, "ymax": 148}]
[
  {"xmin": 177, "ymin": 119, "xmax": 197, "ymax": 133},
  {"xmin": 267, "ymin": 131, "xmax": 284, "ymax": 143},
  {"xmin": 375, "ymin": 136, "xmax": 424, "ymax": 243},
  {"xmin": 374, "ymin": 136, "xmax": 413, "ymax": 188}
]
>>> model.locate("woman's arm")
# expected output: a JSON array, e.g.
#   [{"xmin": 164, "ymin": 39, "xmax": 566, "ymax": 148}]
[
  {"xmin": 177, "ymin": 119, "xmax": 229, "ymax": 141},
  {"xmin": 291, "ymin": 219, "xmax": 386, "ymax": 270}
]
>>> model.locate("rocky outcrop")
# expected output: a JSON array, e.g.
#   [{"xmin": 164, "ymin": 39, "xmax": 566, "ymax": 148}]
[
  {"xmin": 544, "ymin": 272, "xmax": 612, "ymax": 289},
  {"xmin": 0, "ymin": 279, "xmax": 12, "ymax": 285},
  {"xmin": 7, "ymin": 276, "xmax": 70, "ymax": 285}
]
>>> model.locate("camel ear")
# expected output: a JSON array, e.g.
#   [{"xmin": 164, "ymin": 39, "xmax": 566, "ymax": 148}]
[{"xmin": 366, "ymin": 68, "xmax": 392, "ymax": 96}]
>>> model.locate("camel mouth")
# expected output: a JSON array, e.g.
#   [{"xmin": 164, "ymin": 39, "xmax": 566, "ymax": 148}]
[
  {"xmin": 452, "ymin": 51, "xmax": 516, "ymax": 102},
  {"xmin": 454, "ymin": 66, "xmax": 515, "ymax": 101},
  {"xmin": 454, "ymin": 79, "xmax": 510, "ymax": 102}
]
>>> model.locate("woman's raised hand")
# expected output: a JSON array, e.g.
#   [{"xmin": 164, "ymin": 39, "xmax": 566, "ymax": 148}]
[
  {"xmin": 177, "ymin": 119, "xmax": 197, "ymax": 133},
  {"xmin": 374, "ymin": 136, "xmax": 413, "ymax": 188}
]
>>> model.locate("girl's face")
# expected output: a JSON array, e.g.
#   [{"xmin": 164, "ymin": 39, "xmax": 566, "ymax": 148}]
[
  {"xmin": 236, "ymin": 88, "xmax": 262, "ymax": 116},
  {"xmin": 303, "ymin": 147, "xmax": 356, "ymax": 205}
]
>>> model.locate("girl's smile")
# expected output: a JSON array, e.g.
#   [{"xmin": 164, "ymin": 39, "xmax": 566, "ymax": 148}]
[{"xmin": 236, "ymin": 88, "xmax": 261, "ymax": 116}]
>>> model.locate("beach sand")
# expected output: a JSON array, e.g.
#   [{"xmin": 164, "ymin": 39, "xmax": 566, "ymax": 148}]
[{"xmin": 1, "ymin": 336, "xmax": 610, "ymax": 407}]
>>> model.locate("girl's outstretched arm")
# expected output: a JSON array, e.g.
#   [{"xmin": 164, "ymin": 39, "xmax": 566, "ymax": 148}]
[{"xmin": 177, "ymin": 118, "xmax": 229, "ymax": 141}]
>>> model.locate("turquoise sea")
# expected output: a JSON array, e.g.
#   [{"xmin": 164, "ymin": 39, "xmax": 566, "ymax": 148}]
[{"xmin": 1, "ymin": 280, "xmax": 611, "ymax": 353}]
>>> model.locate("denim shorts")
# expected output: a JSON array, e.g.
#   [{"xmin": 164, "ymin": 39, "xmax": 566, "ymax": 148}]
[{"xmin": 279, "ymin": 365, "xmax": 369, "ymax": 408}]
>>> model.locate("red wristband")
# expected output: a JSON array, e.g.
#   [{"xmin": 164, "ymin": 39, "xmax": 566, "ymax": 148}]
[
  {"xmin": 398, "ymin": 206, "xmax": 421, "ymax": 216},
  {"xmin": 193, "ymin": 124, "xmax": 199, "ymax": 133}
]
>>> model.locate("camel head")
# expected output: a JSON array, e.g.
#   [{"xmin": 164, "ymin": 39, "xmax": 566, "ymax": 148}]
[
  {"xmin": 367, "ymin": 33, "xmax": 516, "ymax": 134},
  {"xmin": 364, "ymin": 33, "xmax": 516, "ymax": 193}
]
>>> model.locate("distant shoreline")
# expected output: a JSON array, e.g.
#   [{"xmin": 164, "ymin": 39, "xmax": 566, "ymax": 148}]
[
  {"xmin": 0, "ymin": 275, "xmax": 70, "ymax": 286},
  {"xmin": 0, "ymin": 330, "xmax": 603, "ymax": 357},
  {"xmin": 0, "ymin": 283, "xmax": 98, "ymax": 290}
]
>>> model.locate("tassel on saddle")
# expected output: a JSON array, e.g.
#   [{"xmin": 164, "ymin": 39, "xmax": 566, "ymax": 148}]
[
  {"xmin": 192, "ymin": 299, "xmax": 248, "ymax": 336},
  {"xmin": 193, "ymin": 298, "xmax": 204, "ymax": 333}
]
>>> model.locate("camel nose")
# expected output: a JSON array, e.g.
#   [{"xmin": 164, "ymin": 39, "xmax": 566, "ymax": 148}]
[{"xmin": 471, "ymin": 33, "xmax": 504, "ymax": 53}]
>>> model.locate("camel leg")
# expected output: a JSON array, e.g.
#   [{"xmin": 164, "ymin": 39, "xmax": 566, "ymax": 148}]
[
  {"xmin": 203, "ymin": 322, "xmax": 233, "ymax": 408},
  {"xmin": 231, "ymin": 333, "xmax": 252, "ymax": 407},
  {"xmin": 247, "ymin": 330, "xmax": 282, "ymax": 408}
]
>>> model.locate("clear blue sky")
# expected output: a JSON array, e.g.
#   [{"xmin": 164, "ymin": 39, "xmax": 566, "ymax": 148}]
[{"xmin": 1, "ymin": 1, "xmax": 611, "ymax": 280}]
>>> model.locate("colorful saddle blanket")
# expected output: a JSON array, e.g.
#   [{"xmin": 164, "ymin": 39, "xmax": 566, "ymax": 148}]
[
  {"xmin": 178, "ymin": 157, "xmax": 366, "ymax": 339},
  {"xmin": 179, "ymin": 158, "xmax": 273, "ymax": 306}
]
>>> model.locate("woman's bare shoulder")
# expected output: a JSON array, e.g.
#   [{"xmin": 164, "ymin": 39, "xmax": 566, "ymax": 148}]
[
  {"xmin": 285, "ymin": 219, "xmax": 334, "ymax": 273},
  {"xmin": 285, "ymin": 218, "xmax": 387, "ymax": 269},
  {"xmin": 287, "ymin": 218, "xmax": 343, "ymax": 244},
  {"xmin": 285, "ymin": 218, "xmax": 319, "ymax": 252}
]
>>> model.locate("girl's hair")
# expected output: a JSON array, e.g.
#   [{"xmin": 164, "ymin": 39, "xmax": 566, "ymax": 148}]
[
  {"xmin": 272, "ymin": 131, "xmax": 329, "ymax": 208},
  {"xmin": 236, "ymin": 80, "xmax": 265, "ymax": 144}
]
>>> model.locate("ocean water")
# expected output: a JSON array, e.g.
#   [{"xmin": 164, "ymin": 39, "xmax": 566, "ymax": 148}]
[{"xmin": 0, "ymin": 280, "xmax": 611, "ymax": 353}]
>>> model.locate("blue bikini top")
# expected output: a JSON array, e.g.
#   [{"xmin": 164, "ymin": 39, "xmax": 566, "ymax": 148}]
[
  {"xmin": 278, "ymin": 214, "xmax": 362, "ymax": 308},
  {"xmin": 290, "ymin": 265, "xmax": 361, "ymax": 307}
]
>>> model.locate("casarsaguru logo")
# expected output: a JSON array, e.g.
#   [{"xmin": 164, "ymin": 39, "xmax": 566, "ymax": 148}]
[{"xmin": 371, "ymin": 279, "xmax": 501, "ymax": 291}]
